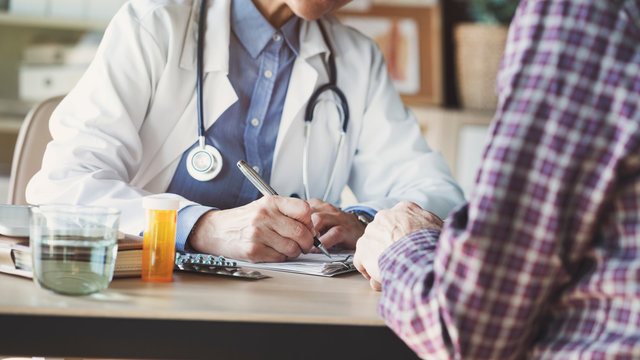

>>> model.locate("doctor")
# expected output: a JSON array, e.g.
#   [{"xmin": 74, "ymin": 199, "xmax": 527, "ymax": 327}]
[{"xmin": 26, "ymin": 0, "xmax": 464, "ymax": 263}]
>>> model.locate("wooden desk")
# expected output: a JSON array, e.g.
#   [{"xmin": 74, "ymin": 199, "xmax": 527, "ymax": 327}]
[{"xmin": 0, "ymin": 270, "xmax": 418, "ymax": 359}]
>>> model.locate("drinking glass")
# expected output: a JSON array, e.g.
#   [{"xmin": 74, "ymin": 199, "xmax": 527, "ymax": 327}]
[{"xmin": 29, "ymin": 205, "xmax": 120, "ymax": 296}]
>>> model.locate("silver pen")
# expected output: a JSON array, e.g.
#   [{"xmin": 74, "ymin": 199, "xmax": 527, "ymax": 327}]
[{"xmin": 237, "ymin": 160, "xmax": 332, "ymax": 259}]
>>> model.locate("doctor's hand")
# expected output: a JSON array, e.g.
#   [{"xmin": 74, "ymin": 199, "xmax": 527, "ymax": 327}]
[
  {"xmin": 188, "ymin": 196, "xmax": 316, "ymax": 263},
  {"xmin": 307, "ymin": 198, "xmax": 366, "ymax": 250},
  {"xmin": 354, "ymin": 201, "xmax": 443, "ymax": 291}
]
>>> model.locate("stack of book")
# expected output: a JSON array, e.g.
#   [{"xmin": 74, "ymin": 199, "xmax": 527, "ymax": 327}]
[{"xmin": 0, "ymin": 233, "xmax": 143, "ymax": 279}]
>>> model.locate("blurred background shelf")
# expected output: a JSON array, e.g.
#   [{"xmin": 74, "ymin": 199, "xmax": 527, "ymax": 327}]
[
  {"xmin": 0, "ymin": 115, "xmax": 23, "ymax": 133},
  {"xmin": 0, "ymin": 11, "xmax": 108, "ymax": 30},
  {"xmin": 414, "ymin": 106, "xmax": 493, "ymax": 198},
  {"xmin": 0, "ymin": 6, "xmax": 112, "ymax": 192},
  {"xmin": 0, "ymin": 19, "xmax": 101, "ymax": 103}
]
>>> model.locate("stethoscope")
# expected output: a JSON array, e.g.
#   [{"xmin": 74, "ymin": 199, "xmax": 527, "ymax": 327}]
[{"xmin": 187, "ymin": 0, "xmax": 349, "ymax": 202}]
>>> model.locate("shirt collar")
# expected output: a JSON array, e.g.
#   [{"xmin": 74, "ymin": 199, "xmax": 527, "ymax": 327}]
[
  {"xmin": 231, "ymin": 0, "xmax": 299, "ymax": 58},
  {"xmin": 280, "ymin": 14, "xmax": 300, "ymax": 57}
]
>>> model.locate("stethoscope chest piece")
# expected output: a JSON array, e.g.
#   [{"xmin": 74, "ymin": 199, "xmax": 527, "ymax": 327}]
[{"xmin": 186, "ymin": 144, "xmax": 223, "ymax": 182}]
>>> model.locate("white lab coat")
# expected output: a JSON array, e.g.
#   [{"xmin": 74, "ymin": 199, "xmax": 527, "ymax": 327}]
[{"xmin": 26, "ymin": 0, "xmax": 464, "ymax": 235}]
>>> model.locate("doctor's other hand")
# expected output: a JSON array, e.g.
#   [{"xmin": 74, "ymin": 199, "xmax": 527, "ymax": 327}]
[
  {"xmin": 307, "ymin": 198, "xmax": 366, "ymax": 250},
  {"xmin": 354, "ymin": 201, "xmax": 443, "ymax": 291},
  {"xmin": 188, "ymin": 196, "xmax": 316, "ymax": 263}
]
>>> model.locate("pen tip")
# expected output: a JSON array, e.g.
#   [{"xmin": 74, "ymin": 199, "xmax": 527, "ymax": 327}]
[{"xmin": 318, "ymin": 244, "xmax": 331, "ymax": 259}]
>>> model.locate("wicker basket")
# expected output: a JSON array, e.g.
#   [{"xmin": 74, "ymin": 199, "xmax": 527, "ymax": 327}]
[{"xmin": 454, "ymin": 23, "xmax": 509, "ymax": 110}]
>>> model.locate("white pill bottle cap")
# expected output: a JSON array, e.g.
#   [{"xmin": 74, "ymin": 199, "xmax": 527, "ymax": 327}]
[{"xmin": 142, "ymin": 194, "xmax": 180, "ymax": 210}]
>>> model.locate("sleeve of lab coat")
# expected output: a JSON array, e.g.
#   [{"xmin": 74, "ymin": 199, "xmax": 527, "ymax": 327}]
[
  {"xmin": 347, "ymin": 41, "xmax": 465, "ymax": 220},
  {"xmin": 25, "ymin": 4, "xmax": 187, "ymax": 234}
]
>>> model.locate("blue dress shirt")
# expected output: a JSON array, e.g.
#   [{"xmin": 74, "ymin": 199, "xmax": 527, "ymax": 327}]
[{"xmin": 167, "ymin": 0, "xmax": 376, "ymax": 252}]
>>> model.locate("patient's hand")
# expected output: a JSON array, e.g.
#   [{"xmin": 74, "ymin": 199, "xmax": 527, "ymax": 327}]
[{"xmin": 354, "ymin": 201, "xmax": 442, "ymax": 291}]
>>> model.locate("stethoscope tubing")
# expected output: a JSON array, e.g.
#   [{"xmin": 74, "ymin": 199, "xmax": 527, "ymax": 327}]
[
  {"xmin": 303, "ymin": 94, "xmax": 347, "ymax": 202},
  {"xmin": 196, "ymin": 0, "xmax": 208, "ymax": 141},
  {"xmin": 304, "ymin": 83, "xmax": 350, "ymax": 133},
  {"xmin": 301, "ymin": 20, "xmax": 350, "ymax": 201}
]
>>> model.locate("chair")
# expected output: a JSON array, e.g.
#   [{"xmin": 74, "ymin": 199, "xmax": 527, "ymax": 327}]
[{"xmin": 7, "ymin": 95, "xmax": 63, "ymax": 205}]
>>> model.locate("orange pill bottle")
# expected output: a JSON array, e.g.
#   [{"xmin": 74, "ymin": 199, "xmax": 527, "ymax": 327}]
[{"xmin": 141, "ymin": 195, "xmax": 179, "ymax": 282}]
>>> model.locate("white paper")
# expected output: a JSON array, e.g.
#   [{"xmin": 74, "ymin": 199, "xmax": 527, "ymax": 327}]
[{"xmin": 234, "ymin": 251, "xmax": 356, "ymax": 277}]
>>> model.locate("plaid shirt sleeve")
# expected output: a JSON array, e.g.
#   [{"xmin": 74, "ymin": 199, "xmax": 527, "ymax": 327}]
[{"xmin": 378, "ymin": 0, "xmax": 640, "ymax": 359}]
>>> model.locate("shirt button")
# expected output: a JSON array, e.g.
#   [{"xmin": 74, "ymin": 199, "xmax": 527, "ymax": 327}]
[
  {"xmin": 264, "ymin": 70, "xmax": 273, "ymax": 79},
  {"xmin": 252, "ymin": 166, "xmax": 260, "ymax": 173},
  {"xmin": 250, "ymin": 117, "xmax": 260, "ymax": 127},
  {"xmin": 272, "ymin": 33, "xmax": 282, "ymax": 42}
]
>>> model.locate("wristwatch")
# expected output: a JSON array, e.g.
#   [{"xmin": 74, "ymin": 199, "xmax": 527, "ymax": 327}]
[{"xmin": 350, "ymin": 210, "xmax": 373, "ymax": 227}]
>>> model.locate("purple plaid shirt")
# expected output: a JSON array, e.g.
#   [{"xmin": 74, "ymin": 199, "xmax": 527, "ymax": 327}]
[{"xmin": 378, "ymin": 0, "xmax": 640, "ymax": 359}]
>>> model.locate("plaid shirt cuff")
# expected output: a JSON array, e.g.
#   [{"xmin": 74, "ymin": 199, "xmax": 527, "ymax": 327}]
[
  {"xmin": 377, "ymin": 229, "xmax": 452, "ymax": 358},
  {"xmin": 378, "ymin": 229, "xmax": 440, "ymax": 276}
]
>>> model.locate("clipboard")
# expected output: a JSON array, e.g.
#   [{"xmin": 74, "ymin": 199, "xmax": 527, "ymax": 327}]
[{"xmin": 233, "ymin": 251, "xmax": 356, "ymax": 277}]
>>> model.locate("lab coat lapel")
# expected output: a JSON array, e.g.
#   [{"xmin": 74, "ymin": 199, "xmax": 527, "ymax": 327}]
[
  {"xmin": 136, "ymin": 0, "xmax": 237, "ymax": 188},
  {"xmin": 273, "ymin": 20, "xmax": 329, "ymax": 159},
  {"xmin": 179, "ymin": 0, "xmax": 230, "ymax": 73}
]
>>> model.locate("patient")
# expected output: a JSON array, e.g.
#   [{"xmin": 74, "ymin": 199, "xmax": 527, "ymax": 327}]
[{"xmin": 354, "ymin": 0, "xmax": 640, "ymax": 358}]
